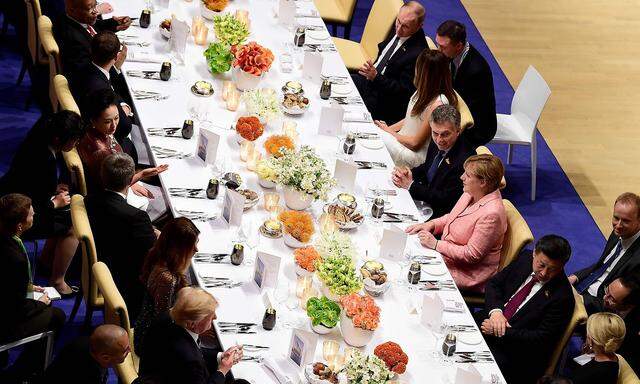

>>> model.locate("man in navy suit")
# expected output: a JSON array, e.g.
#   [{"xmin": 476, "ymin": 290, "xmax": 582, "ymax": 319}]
[{"xmin": 352, "ymin": 1, "xmax": 428, "ymax": 125}]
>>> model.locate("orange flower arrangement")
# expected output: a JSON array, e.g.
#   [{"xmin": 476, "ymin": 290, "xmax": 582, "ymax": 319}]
[
  {"xmin": 339, "ymin": 293, "xmax": 380, "ymax": 331},
  {"xmin": 236, "ymin": 116, "xmax": 264, "ymax": 141},
  {"xmin": 278, "ymin": 210, "xmax": 315, "ymax": 243},
  {"xmin": 294, "ymin": 246, "xmax": 320, "ymax": 272},
  {"xmin": 202, "ymin": 0, "xmax": 228, "ymax": 11},
  {"xmin": 264, "ymin": 135, "xmax": 294, "ymax": 157},
  {"xmin": 374, "ymin": 341, "xmax": 409, "ymax": 374},
  {"xmin": 231, "ymin": 42, "xmax": 274, "ymax": 76}
]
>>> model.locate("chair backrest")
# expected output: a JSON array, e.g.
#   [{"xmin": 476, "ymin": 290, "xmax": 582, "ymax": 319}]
[
  {"xmin": 38, "ymin": 15, "xmax": 62, "ymax": 112},
  {"xmin": 475, "ymin": 146, "xmax": 507, "ymax": 190},
  {"xmin": 337, "ymin": 0, "xmax": 358, "ymax": 19},
  {"xmin": 115, "ymin": 355, "xmax": 139, "ymax": 384},
  {"xmin": 455, "ymin": 90, "xmax": 475, "ymax": 131},
  {"xmin": 70, "ymin": 195, "xmax": 101, "ymax": 308},
  {"xmin": 545, "ymin": 288, "xmax": 588, "ymax": 375},
  {"xmin": 24, "ymin": 0, "xmax": 47, "ymax": 65},
  {"xmin": 360, "ymin": 0, "xmax": 403, "ymax": 59},
  {"xmin": 617, "ymin": 354, "xmax": 640, "ymax": 384},
  {"xmin": 511, "ymin": 65, "xmax": 551, "ymax": 140},
  {"xmin": 425, "ymin": 36, "xmax": 437, "ymax": 50},
  {"xmin": 53, "ymin": 74, "xmax": 79, "ymax": 114},
  {"xmin": 499, "ymin": 199, "xmax": 533, "ymax": 270}
]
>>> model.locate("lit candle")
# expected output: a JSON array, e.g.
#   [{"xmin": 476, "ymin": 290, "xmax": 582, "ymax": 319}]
[
  {"xmin": 226, "ymin": 89, "xmax": 240, "ymax": 111},
  {"xmin": 239, "ymin": 141, "xmax": 255, "ymax": 162},
  {"xmin": 222, "ymin": 80, "xmax": 235, "ymax": 101},
  {"xmin": 191, "ymin": 16, "xmax": 203, "ymax": 38},
  {"xmin": 322, "ymin": 340, "xmax": 340, "ymax": 362},
  {"xmin": 246, "ymin": 150, "xmax": 261, "ymax": 171},
  {"xmin": 269, "ymin": 205, "xmax": 284, "ymax": 220},
  {"xmin": 295, "ymin": 276, "xmax": 313, "ymax": 298},
  {"xmin": 195, "ymin": 25, "xmax": 208, "ymax": 46},
  {"xmin": 329, "ymin": 353, "xmax": 345, "ymax": 372},
  {"xmin": 263, "ymin": 192, "xmax": 280, "ymax": 212}
]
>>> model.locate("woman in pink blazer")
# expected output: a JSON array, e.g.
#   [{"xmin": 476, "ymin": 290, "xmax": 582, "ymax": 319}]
[{"xmin": 407, "ymin": 154, "xmax": 507, "ymax": 292}]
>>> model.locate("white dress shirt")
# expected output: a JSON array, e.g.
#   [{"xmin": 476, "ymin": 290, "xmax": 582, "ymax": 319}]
[
  {"xmin": 374, "ymin": 35, "xmax": 409, "ymax": 75},
  {"xmin": 490, "ymin": 273, "xmax": 544, "ymax": 317},
  {"xmin": 452, "ymin": 41, "xmax": 470, "ymax": 73},
  {"xmin": 587, "ymin": 230, "xmax": 640, "ymax": 296}
]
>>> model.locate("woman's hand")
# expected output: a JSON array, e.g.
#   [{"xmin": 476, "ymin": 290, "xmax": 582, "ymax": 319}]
[
  {"xmin": 374, "ymin": 120, "xmax": 393, "ymax": 133},
  {"xmin": 418, "ymin": 231, "xmax": 437, "ymax": 249},
  {"xmin": 33, "ymin": 285, "xmax": 45, "ymax": 293},
  {"xmin": 131, "ymin": 183, "xmax": 154, "ymax": 199},
  {"xmin": 406, "ymin": 221, "xmax": 435, "ymax": 235},
  {"xmin": 52, "ymin": 191, "xmax": 71, "ymax": 209},
  {"xmin": 37, "ymin": 292, "xmax": 51, "ymax": 305},
  {"xmin": 139, "ymin": 164, "xmax": 169, "ymax": 179}
]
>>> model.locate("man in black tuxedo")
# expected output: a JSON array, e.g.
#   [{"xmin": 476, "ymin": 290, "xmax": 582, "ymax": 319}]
[
  {"xmin": 436, "ymin": 20, "xmax": 497, "ymax": 147},
  {"xmin": 84, "ymin": 152, "xmax": 157, "ymax": 322},
  {"xmin": 138, "ymin": 287, "xmax": 250, "ymax": 384},
  {"xmin": 351, "ymin": 1, "xmax": 428, "ymax": 125},
  {"xmin": 41, "ymin": 324, "xmax": 131, "ymax": 384},
  {"xmin": 568, "ymin": 192, "xmax": 640, "ymax": 314},
  {"xmin": 391, "ymin": 104, "xmax": 474, "ymax": 219},
  {"xmin": 475, "ymin": 235, "xmax": 575, "ymax": 384},
  {"xmin": 53, "ymin": 0, "xmax": 132, "ymax": 82}
]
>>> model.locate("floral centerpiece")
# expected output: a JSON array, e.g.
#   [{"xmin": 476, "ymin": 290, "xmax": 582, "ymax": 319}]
[
  {"xmin": 271, "ymin": 146, "xmax": 336, "ymax": 209},
  {"xmin": 306, "ymin": 296, "xmax": 340, "ymax": 334},
  {"xmin": 339, "ymin": 293, "xmax": 380, "ymax": 347},
  {"xmin": 315, "ymin": 230, "xmax": 357, "ymax": 260},
  {"xmin": 235, "ymin": 116, "xmax": 264, "ymax": 141},
  {"xmin": 374, "ymin": 341, "xmax": 408, "ymax": 374},
  {"xmin": 264, "ymin": 135, "xmax": 294, "ymax": 157},
  {"xmin": 202, "ymin": 0, "xmax": 229, "ymax": 12},
  {"xmin": 278, "ymin": 210, "xmax": 315, "ymax": 248},
  {"xmin": 255, "ymin": 156, "xmax": 278, "ymax": 188},
  {"xmin": 343, "ymin": 350, "xmax": 391, "ymax": 384},
  {"xmin": 203, "ymin": 42, "xmax": 233, "ymax": 74},
  {"xmin": 231, "ymin": 42, "xmax": 274, "ymax": 89},
  {"xmin": 242, "ymin": 88, "xmax": 281, "ymax": 122},
  {"xmin": 315, "ymin": 231, "xmax": 361, "ymax": 299},
  {"xmin": 294, "ymin": 246, "xmax": 320, "ymax": 275},
  {"xmin": 213, "ymin": 14, "xmax": 248, "ymax": 45}
]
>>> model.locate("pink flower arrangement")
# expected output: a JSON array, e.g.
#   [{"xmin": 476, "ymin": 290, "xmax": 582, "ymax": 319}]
[{"xmin": 339, "ymin": 293, "xmax": 380, "ymax": 330}]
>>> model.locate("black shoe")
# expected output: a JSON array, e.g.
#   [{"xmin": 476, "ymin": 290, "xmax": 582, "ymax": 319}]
[{"xmin": 59, "ymin": 285, "xmax": 80, "ymax": 299}]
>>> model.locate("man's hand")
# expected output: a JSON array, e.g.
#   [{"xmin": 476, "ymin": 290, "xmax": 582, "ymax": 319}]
[
  {"xmin": 96, "ymin": 2, "xmax": 113, "ymax": 15},
  {"xmin": 392, "ymin": 166, "xmax": 412, "ymax": 189},
  {"xmin": 486, "ymin": 311, "xmax": 510, "ymax": 337},
  {"xmin": 121, "ymin": 103, "xmax": 133, "ymax": 117},
  {"xmin": 406, "ymin": 221, "xmax": 435, "ymax": 235},
  {"xmin": 131, "ymin": 183, "xmax": 154, "ymax": 199},
  {"xmin": 358, "ymin": 60, "xmax": 378, "ymax": 81},
  {"xmin": 568, "ymin": 275, "xmax": 578, "ymax": 285},
  {"xmin": 115, "ymin": 44, "xmax": 128, "ymax": 70},
  {"xmin": 219, "ymin": 346, "xmax": 242, "ymax": 375},
  {"xmin": 52, "ymin": 191, "xmax": 71, "ymax": 209},
  {"xmin": 418, "ymin": 230, "xmax": 437, "ymax": 249},
  {"xmin": 113, "ymin": 16, "xmax": 133, "ymax": 31}
]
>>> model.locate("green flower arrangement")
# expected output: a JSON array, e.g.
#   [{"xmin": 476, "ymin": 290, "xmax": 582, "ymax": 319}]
[
  {"xmin": 315, "ymin": 231, "xmax": 362, "ymax": 296},
  {"xmin": 213, "ymin": 14, "xmax": 249, "ymax": 46},
  {"xmin": 203, "ymin": 42, "xmax": 233, "ymax": 74},
  {"xmin": 271, "ymin": 146, "xmax": 336, "ymax": 201},
  {"xmin": 306, "ymin": 296, "xmax": 340, "ymax": 328}
]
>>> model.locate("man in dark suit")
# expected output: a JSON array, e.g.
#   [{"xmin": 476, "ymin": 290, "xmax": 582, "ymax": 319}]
[
  {"xmin": 84, "ymin": 152, "xmax": 157, "ymax": 322},
  {"xmin": 40, "ymin": 324, "xmax": 131, "ymax": 384},
  {"xmin": 475, "ymin": 235, "xmax": 575, "ymax": 384},
  {"xmin": 568, "ymin": 192, "xmax": 640, "ymax": 314},
  {"xmin": 436, "ymin": 20, "xmax": 497, "ymax": 147},
  {"xmin": 351, "ymin": 1, "xmax": 428, "ymax": 125},
  {"xmin": 0, "ymin": 111, "xmax": 85, "ymax": 296},
  {"xmin": 391, "ymin": 104, "xmax": 475, "ymax": 219},
  {"xmin": 138, "ymin": 287, "xmax": 250, "ymax": 384},
  {"xmin": 53, "ymin": 0, "xmax": 132, "ymax": 82}
]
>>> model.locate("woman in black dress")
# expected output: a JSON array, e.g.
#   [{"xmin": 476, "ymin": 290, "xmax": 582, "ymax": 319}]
[{"xmin": 570, "ymin": 312, "xmax": 626, "ymax": 384}]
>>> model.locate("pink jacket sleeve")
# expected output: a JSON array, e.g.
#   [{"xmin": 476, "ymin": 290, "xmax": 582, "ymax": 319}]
[
  {"xmin": 437, "ymin": 212, "xmax": 504, "ymax": 264},
  {"xmin": 430, "ymin": 213, "xmax": 451, "ymax": 235}
]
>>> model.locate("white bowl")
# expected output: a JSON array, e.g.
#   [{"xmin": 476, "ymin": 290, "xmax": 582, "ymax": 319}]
[
  {"xmin": 339, "ymin": 311, "xmax": 374, "ymax": 347},
  {"xmin": 282, "ymin": 103, "xmax": 309, "ymax": 116},
  {"xmin": 159, "ymin": 26, "xmax": 171, "ymax": 39},
  {"xmin": 284, "ymin": 232, "xmax": 310, "ymax": 248},
  {"xmin": 258, "ymin": 178, "xmax": 277, "ymax": 189},
  {"xmin": 311, "ymin": 322, "xmax": 334, "ymax": 335},
  {"xmin": 363, "ymin": 278, "xmax": 390, "ymax": 297},
  {"xmin": 200, "ymin": 2, "xmax": 224, "ymax": 20}
]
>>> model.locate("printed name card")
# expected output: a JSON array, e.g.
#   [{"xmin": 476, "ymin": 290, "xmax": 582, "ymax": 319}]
[
  {"xmin": 253, "ymin": 251, "xmax": 281, "ymax": 289},
  {"xmin": 420, "ymin": 293, "xmax": 444, "ymax": 330},
  {"xmin": 379, "ymin": 224, "xmax": 407, "ymax": 260},
  {"xmin": 454, "ymin": 365, "xmax": 482, "ymax": 384},
  {"xmin": 222, "ymin": 188, "xmax": 245, "ymax": 227},
  {"xmin": 196, "ymin": 128, "xmax": 220, "ymax": 165},
  {"xmin": 302, "ymin": 51, "xmax": 323, "ymax": 83},
  {"xmin": 169, "ymin": 17, "xmax": 189, "ymax": 63},
  {"xmin": 318, "ymin": 105, "xmax": 344, "ymax": 137},
  {"xmin": 334, "ymin": 159, "xmax": 358, "ymax": 192},
  {"xmin": 278, "ymin": 0, "xmax": 296, "ymax": 25},
  {"xmin": 288, "ymin": 329, "xmax": 318, "ymax": 367}
]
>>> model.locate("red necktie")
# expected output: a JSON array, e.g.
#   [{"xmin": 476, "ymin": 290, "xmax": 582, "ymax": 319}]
[
  {"xmin": 87, "ymin": 25, "xmax": 97, "ymax": 36},
  {"xmin": 503, "ymin": 276, "xmax": 539, "ymax": 321}
]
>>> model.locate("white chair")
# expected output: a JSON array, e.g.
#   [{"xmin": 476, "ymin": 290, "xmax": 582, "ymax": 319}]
[
  {"xmin": 0, "ymin": 331, "xmax": 55, "ymax": 370},
  {"xmin": 490, "ymin": 65, "xmax": 551, "ymax": 201}
]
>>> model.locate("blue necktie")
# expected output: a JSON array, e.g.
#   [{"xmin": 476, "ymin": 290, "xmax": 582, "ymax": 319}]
[
  {"xmin": 426, "ymin": 150, "xmax": 445, "ymax": 183},
  {"xmin": 575, "ymin": 240, "xmax": 623, "ymax": 293}
]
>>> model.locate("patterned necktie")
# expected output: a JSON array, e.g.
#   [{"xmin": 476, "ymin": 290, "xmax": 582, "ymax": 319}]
[
  {"xmin": 87, "ymin": 25, "xmax": 97, "ymax": 36},
  {"xmin": 375, "ymin": 37, "xmax": 401, "ymax": 73},
  {"xmin": 575, "ymin": 240, "xmax": 623, "ymax": 293},
  {"xmin": 450, "ymin": 61, "xmax": 457, "ymax": 80},
  {"xmin": 503, "ymin": 275, "xmax": 539, "ymax": 321},
  {"xmin": 426, "ymin": 150, "xmax": 445, "ymax": 183}
]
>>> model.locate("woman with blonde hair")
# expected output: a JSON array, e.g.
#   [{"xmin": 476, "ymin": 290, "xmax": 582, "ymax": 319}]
[
  {"xmin": 570, "ymin": 312, "xmax": 625, "ymax": 384},
  {"xmin": 406, "ymin": 154, "xmax": 507, "ymax": 292}
]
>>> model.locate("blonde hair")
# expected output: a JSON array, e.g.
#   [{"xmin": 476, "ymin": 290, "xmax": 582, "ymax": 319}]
[
  {"xmin": 586, "ymin": 312, "xmax": 626, "ymax": 354},
  {"xmin": 463, "ymin": 154, "xmax": 504, "ymax": 193},
  {"xmin": 615, "ymin": 192, "xmax": 640, "ymax": 218},
  {"xmin": 170, "ymin": 287, "xmax": 218, "ymax": 326}
]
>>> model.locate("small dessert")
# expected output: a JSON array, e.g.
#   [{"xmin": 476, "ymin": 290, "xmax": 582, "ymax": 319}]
[
  {"xmin": 195, "ymin": 81, "xmax": 213, "ymax": 94},
  {"xmin": 312, "ymin": 362, "xmax": 339, "ymax": 384},
  {"xmin": 282, "ymin": 93, "xmax": 309, "ymax": 110},
  {"xmin": 160, "ymin": 18, "xmax": 171, "ymax": 31},
  {"xmin": 237, "ymin": 189, "xmax": 259, "ymax": 210},
  {"xmin": 336, "ymin": 193, "xmax": 356, "ymax": 208},
  {"xmin": 361, "ymin": 261, "xmax": 387, "ymax": 285},
  {"xmin": 324, "ymin": 204, "xmax": 364, "ymax": 229},
  {"xmin": 282, "ymin": 81, "xmax": 303, "ymax": 95}
]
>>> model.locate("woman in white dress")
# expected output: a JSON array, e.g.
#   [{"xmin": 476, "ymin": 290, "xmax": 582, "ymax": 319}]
[{"xmin": 375, "ymin": 49, "xmax": 458, "ymax": 168}]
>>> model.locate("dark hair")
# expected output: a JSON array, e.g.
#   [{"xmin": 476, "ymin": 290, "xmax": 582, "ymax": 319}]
[
  {"xmin": 91, "ymin": 31, "xmax": 121, "ymax": 66},
  {"xmin": 412, "ymin": 49, "xmax": 457, "ymax": 116},
  {"xmin": 101, "ymin": 152, "xmax": 135, "ymax": 191},
  {"xmin": 619, "ymin": 267, "xmax": 640, "ymax": 306},
  {"xmin": 46, "ymin": 110, "xmax": 86, "ymax": 146},
  {"xmin": 0, "ymin": 193, "xmax": 32, "ymax": 234},
  {"xmin": 534, "ymin": 235, "xmax": 571, "ymax": 264},
  {"xmin": 140, "ymin": 217, "xmax": 200, "ymax": 287},
  {"xmin": 430, "ymin": 104, "xmax": 461, "ymax": 131},
  {"xmin": 537, "ymin": 376, "xmax": 572, "ymax": 384},
  {"xmin": 436, "ymin": 20, "xmax": 467, "ymax": 45},
  {"xmin": 84, "ymin": 88, "xmax": 118, "ymax": 122}
]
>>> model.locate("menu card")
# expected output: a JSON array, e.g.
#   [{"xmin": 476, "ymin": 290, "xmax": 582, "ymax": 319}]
[
  {"xmin": 420, "ymin": 293, "xmax": 444, "ymax": 330},
  {"xmin": 221, "ymin": 188, "xmax": 245, "ymax": 227},
  {"xmin": 302, "ymin": 51, "xmax": 323, "ymax": 83},
  {"xmin": 196, "ymin": 128, "xmax": 220, "ymax": 165},
  {"xmin": 288, "ymin": 328, "xmax": 318, "ymax": 367},
  {"xmin": 253, "ymin": 251, "xmax": 282, "ymax": 289},
  {"xmin": 334, "ymin": 159, "xmax": 358, "ymax": 192},
  {"xmin": 318, "ymin": 105, "xmax": 344, "ymax": 137},
  {"xmin": 169, "ymin": 17, "xmax": 189, "ymax": 64},
  {"xmin": 379, "ymin": 224, "xmax": 407, "ymax": 260},
  {"xmin": 454, "ymin": 365, "xmax": 482, "ymax": 384},
  {"xmin": 278, "ymin": 0, "xmax": 296, "ymax": 25}
]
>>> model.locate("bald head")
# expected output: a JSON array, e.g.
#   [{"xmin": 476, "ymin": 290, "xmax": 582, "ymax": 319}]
[
  {"xmin": 90, "ymin": 325, "xmax": 130, "ymax": 368},
  {"xmin": 395, "ymin": 1, "xmax": 425, "ymax": 38}
]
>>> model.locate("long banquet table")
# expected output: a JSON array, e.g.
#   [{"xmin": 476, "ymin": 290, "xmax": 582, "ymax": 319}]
[{"xmin": 107, "ymin": 0, "xmax": 506, "ymax": 382}]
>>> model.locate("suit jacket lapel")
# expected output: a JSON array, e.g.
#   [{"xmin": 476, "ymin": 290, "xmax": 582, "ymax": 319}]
[{"xmin": 456, "ymin": 190, "xmax": 501, "ymax": 218}]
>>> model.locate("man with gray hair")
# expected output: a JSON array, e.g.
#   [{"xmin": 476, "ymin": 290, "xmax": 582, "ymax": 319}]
[
  {"xmin": 392, "ymin": 104, "xmax": 475, "ymax": 218},
  {"xmin": 85, "ymin": 152, "xmax": 157, "ymax": 322},
  {"xmin": 352, "ymin": 1, "xmax": 428, "ymax": 125}
]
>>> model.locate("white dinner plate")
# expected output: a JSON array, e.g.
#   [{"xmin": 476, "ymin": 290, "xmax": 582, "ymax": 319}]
[
  {"xmin": 307, "ymin": 29, "xmax": 330, "ymax": 41},
  {"xmin": 331, "ymin": 83, "xmax": 352, "ymax": 95},
  {"xmin": 359, "ymin": 138, "xmax": 384, "ymax": 150},
  {"xmin": 457, "ymin": 332, "xmax": 483, "ymax": 345},
  {"xmin": 422, "ymin": 263, "xmax": 448, "ymax": 276}
]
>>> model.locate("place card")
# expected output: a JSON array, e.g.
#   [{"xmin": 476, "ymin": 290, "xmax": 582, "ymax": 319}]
[
  {"xmin": 318, "ymin": 105, "xmax": 344, "ymax": 137},
  {"xmin": 379, "ymin": 224, "xmax": 407, "ymax": 260},
  {"xmin": 288, "ymin": 328, "xmax": 318, "ymax": 367},
  {"xmin": 334, "ymin": 159, "xmax": 358, "ymax": 192},
  {"xmin": 169, "ymin": 17, "xmax": 189, "ymax": 64},
  {"xmin": 196, "ymin": 128, "xmax": 220, "ymax": 165},
  {"xmin": 253, "ymin": 251, "xmax": 282, "ymax": 289},
  {"xmin": 454, "ymin": 365, "xmax": 482, "ymax": 384},
  {"xmin": 420, "ymin": 293, "xmax": 444, "ymax": 330},
  {"xmin": 278, "ymin": 0, "xmax": 296, "ymax": 25},
  {"xmin": 222, "ymin": 188, "xmax": 245, "ymax": 227},
  {"xmin": 302, "ymin": 51, "xmax": 323, "ymax": 83}
]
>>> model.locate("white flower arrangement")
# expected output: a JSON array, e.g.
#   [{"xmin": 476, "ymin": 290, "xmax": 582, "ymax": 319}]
[
  {"xmin": 242, "ymin": 88, "xmax": 282, "ymax": 122},
  {"xmin": 272, "ymin": 146, "xmax": 336, "ymax": 201},
  {"xmin": 343, "ymin": 350, "xmax": 391, "ymax": 384},
  {"xmin": 315, "ymin": 230, "xmax": 357, "ymax": 260}
]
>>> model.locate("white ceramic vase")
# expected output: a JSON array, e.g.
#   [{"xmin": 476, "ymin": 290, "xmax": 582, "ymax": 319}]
[
  {"xmin": 232, "ymin": 67, "xmax": 263, "ymax": 91},
  {"xmin": 284, "ymin": 186, "xmax": 312, "ymax": 210},
  {"xmin": 311, "ymin": 322, "xmax": 334, "ymax": 335},
  {"xmin": 339, "ymin": 311, "xmax": 374, "ymax": 347},
  {"xmin": 295, "ymin": 263, "xmax": 314, "ymax": 277},
  {"xmin": 283, "ymin": 232, "xmax": 309, "ymax": 248},
  {"xmin": 258, "ymin": 177, "xmax": 276, "ymax": 189}
]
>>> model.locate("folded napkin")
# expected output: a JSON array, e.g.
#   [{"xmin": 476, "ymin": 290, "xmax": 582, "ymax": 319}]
[
  {"xmin": 128, "ymin": 51, "xmax": 166, "ymax": 64},
  {"xmin": 262, "ymin": 359, "xmax": 293, "ymax": 384},
  {"xmin": 343, "ymin": 110, "xmax": 373, "ymax": 123}
]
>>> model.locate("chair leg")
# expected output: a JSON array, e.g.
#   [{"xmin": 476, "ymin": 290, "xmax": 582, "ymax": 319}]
[
  {"xmin": 507, "ymin": 144, "xmax": 513, "ymax": 164},
  {"xmin": 44, "ymin": 332, "xmax": 54, "ymax": 369},
  {"xmin": 16, "ymin": 60, "xmax": 28, "ymax": 86},
  {"xmin": 531, "ymin": 136, "xmax": 537, "ymax": 201},
  {"xmin": 83, "ymin": 304, "xmax": 94, "ymax": 329},
  {"xmin": 68, "ymin": 294, "xmax": 82, "ymax": 323}
]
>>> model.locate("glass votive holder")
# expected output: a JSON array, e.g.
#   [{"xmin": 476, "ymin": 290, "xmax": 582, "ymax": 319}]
[
  {"xmin": 222, "ymin": 80, "xmax": 235, "ymax": 101},
  {"xmin": 295, "ymin": 275, "xmax": 313, "ymax": 298},
  {"xmin": 235, "ymin": 9, "xmax": 250, "ymax": 28},
  {"xmin": 299, "ymin": 286, "xmax": 318, "ymax": 310},
  {"xmin": 322, "ymin": 340, "xmax": 340, "ymax": 361},
  {"xmin": 263, "ymin": 192, "xmax": 280, "ymax": 212},
  {"xmin": 246, "ymin": 150, "xmax": 261, "ymax": 171},
  {"xmin": 226, "ymin": 89, "xmax": 240, "ymax": 111},
  {"xmin": 239, "ymin": 140, "xmax": 255, "ymax": 162},
  {"xmin": 191, "ymin": 16, "xmax": 203, "ymax": 37},
  {"xmin": 329, "ymin": 353, "xmax": 345, "ymax": 372},
  {"xmin": 195, "ymin": 25, "xmax": 208, "ymax": 46}
]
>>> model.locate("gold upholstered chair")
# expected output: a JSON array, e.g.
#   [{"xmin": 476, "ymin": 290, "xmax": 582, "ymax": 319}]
[
  {"xmin": 37, "ymin": 15, "xmax": 62, "ymax": 112},
  {"xmin": 69, "ymin": 195, "xmax": 103, "ymax": 326},
  {"xmin": 617, "ymin": 354, "xmax": 640, "ymax": 384},
  {"xmin": 18, "ymin": 0, "xmax": 47, "ymax": 86},
  {"xmin": 93, "ymin": 261, "xmax": 140, "ymax": 376},
  {"xmin": 333, "ymin": 0, "xmax": 403, "ymax": 70},
  {"xmin": 314, "ymin": 0, "xmax": 359, "ymax": 39},
  {"xmin": 455, "ymin": 90, "xmax": 474, "ymax": 132},
  {"xmin": 545, "ymin": 288, "xmax": 588, "ymax": 375},
  {"xmin": 475, "ymin": 146, "xmax": 507, "ymax": 190}
]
